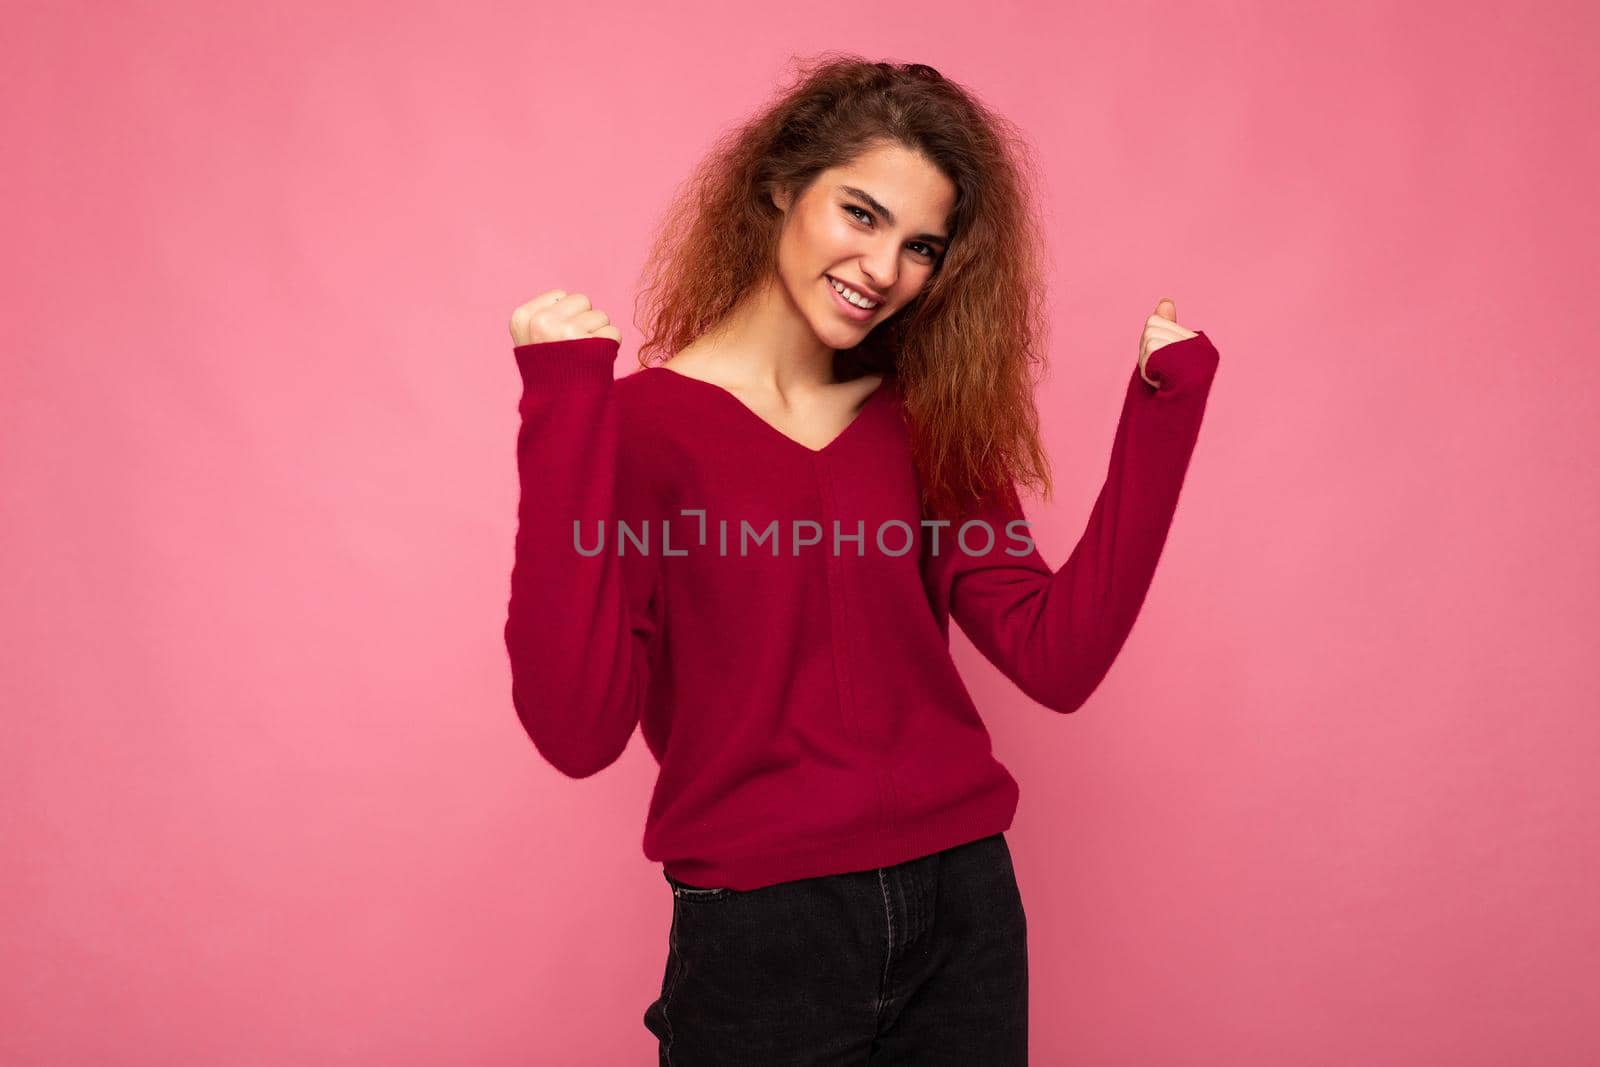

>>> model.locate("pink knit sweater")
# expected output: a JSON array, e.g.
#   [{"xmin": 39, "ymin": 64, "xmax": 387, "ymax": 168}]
[{"xmin": 505, "ymin": 331, "xmax": 1220, "ymax": 890}]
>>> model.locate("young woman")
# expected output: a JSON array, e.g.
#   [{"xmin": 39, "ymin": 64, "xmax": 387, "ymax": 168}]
[{"xmin": 504, "ymin": 54, "xmax": 1219, "ymax": 1063}]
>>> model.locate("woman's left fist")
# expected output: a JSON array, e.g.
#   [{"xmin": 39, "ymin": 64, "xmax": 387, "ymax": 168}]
[{"xmin": 1138, "ymin": 298, "xmax": 1200, "ymax": 388}]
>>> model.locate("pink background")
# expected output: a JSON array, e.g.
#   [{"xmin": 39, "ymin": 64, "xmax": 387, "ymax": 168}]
[{"xmin": 5, "ymin": 2, "xmax": 1596, "ymax": 1063}]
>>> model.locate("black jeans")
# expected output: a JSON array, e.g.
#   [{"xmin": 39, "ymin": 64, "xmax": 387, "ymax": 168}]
[{"xmin": 643, "ymin": 831, "xmax": 1028, "ymax": 1064}]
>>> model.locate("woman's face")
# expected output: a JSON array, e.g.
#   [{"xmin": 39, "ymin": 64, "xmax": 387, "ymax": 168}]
[{"xmin": 772, "ymin": 141, "xmax": 956, "ymax": 350}]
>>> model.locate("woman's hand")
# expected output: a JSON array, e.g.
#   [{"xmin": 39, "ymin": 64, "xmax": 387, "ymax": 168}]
[
  {"xmin": 1138, "ymin": 298, "xmax": 1200, "ymax": 388},
  {"xmin": 509, "ymin": 289, "xmax": 624, "ymax": 346}
]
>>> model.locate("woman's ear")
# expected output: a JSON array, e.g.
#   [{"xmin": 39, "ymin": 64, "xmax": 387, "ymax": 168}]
[{"xmin": 770, "ymin": 184, "xmax": 792, "ymax": 214}]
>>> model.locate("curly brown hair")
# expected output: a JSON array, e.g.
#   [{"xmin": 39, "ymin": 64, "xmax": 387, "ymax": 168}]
[{"xmin": 631, "ymin": 51, "xmax": 1055, "ymax": 521}]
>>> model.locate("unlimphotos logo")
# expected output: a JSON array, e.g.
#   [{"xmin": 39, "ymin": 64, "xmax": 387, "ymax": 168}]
[{"xmin": 568, "ymin": 508, "xmax": 1035, "ymax": 558}]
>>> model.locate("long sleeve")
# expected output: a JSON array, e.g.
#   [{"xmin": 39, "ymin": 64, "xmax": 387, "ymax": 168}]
[
  {"xmin": 922, "ymin": 331, "xmax": 1221, "ymax": 714},
  {"xmin": 504, "ymin": 335, "xmax": 660, "ymax": 778}
]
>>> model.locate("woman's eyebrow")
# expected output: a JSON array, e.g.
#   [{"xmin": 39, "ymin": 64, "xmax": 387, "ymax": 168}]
[{"xmin": 839, "ymin": 185, "xmax": 949, "ymax": 247}]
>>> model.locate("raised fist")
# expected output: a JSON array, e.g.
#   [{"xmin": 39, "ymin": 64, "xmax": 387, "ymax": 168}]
[{"xmin": 509, "ymin": 289, "xmax": 624, "ymax": 346}]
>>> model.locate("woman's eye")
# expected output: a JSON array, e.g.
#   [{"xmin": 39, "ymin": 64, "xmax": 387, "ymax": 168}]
[{"xmin": 846, "ymin": 205, "xmax": 937, "ymax": 261}]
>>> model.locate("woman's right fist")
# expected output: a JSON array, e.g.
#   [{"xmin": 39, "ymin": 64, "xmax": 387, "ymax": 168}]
[{"xmin": 509, "ymin": 289, "xmax": 624, "ymax": 346}]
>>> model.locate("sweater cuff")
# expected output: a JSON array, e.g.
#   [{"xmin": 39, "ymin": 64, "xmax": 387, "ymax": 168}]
[
  {"xmin": 513, "ymin": 335, "xmax": 621, "ymax": 390},
  {"xmin": 1143, "ymin": 330, "xmax": 1219, "ymax": 395}
]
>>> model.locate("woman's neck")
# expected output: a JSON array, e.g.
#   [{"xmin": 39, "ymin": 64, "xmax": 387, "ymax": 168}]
[{"xmin": 679, "ymin": 276, "xmax": 840, "ymax": 392}]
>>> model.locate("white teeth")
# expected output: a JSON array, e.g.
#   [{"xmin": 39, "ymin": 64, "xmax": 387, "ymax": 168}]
[{"xmin": 829, "ymin": 277, "xmax": 879, "ymax": 309}]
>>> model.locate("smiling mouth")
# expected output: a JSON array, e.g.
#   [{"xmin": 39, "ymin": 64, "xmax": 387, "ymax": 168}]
[{"xmin": 825, "ymin": 275, "xmax": 881, "ymax": 318}]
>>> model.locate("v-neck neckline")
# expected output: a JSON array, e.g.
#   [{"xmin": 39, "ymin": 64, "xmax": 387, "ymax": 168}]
[{"xmin": 648, "ymin": 365, "xmax": 890, "ymax": 456}]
